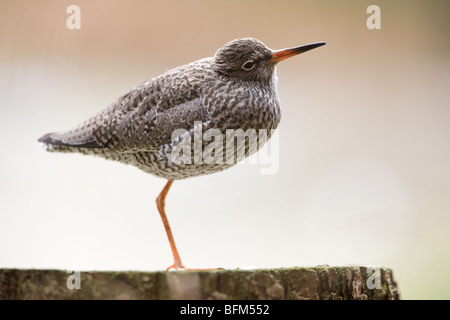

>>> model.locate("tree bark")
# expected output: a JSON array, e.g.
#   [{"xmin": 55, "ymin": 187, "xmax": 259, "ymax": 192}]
[{"xmin": 0, "ymin": 266, "xmax": 400, "ymax": 300}]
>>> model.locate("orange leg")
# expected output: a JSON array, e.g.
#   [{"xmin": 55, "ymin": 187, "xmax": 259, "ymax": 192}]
[
  {"xmin": 156, "ymin": 180, "xmax": 185, "ymax": 270},
  {"xmin": 156, "ymin": 180, "xmax": 222, "ymax": 271}
]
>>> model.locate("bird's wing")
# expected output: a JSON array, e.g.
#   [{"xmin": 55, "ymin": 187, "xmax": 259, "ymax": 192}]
[
  {"xmin": 39, "ymin": 61, "xmax": 211, "ymax": 152},
  {"xmin": 111, "ymin": 96, "xmax": 209, "ymax": 152}
]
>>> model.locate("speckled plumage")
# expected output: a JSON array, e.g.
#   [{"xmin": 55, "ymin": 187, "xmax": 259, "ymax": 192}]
[
  {"xmin": 39, "ymin": 38, "xmax": 282, "ymax": 180},
  {"xmin": 39, "ymin": 37, "xmax": 325, "ymax": 270}
]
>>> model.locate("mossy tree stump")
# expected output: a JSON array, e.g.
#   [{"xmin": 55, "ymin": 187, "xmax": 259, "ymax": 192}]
[{"xmin": 0, "ymin": 266, "xmax": 400, "ymax": 300}]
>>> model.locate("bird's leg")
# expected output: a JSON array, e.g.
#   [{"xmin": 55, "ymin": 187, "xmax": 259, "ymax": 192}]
[{"xmin": 156, "ymin": 180, "xmax": 185, "ymax": 271}]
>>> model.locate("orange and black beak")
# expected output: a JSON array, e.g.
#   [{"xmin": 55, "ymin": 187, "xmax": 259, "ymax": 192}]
[{"xmin": 270, "ymin": 42, "xmax": 326, "ymax": 63}]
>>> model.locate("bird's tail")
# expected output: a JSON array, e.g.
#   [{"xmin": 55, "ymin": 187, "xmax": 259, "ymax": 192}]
[{"xmin": 38, "ymin": 127, "xmax": 102, "ymax": 152}]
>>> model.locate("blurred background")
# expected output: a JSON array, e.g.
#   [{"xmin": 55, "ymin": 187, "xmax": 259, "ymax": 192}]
[{"xmin": 1, "ymin": 0, "xmax": 449, "ymax": 299}]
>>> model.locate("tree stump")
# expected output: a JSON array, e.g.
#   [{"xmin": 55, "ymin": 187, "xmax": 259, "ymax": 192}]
[{"xmin": 0, "ymin": 266, "xmax": 400, "ymax": 300}]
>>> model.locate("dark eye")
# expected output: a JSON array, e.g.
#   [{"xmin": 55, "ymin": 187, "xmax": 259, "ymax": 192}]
[{"xmin": 242, "ymin": 60, "xmax": 255, "ymax": 70}]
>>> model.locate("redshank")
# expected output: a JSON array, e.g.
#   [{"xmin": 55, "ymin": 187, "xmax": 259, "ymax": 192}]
[{"xmin": 39, "ymin": 38, "xmax": 325, "ymax": 270}]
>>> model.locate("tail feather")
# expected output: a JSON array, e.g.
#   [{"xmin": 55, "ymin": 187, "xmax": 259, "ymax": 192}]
[{"xmin": 38, "ymin": 131, "xmax": 102, "ymax": 149}]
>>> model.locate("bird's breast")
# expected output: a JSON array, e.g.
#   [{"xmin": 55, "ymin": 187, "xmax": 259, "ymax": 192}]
[{"xmin": 204, "ymin": 80, "xmax": 281, "ymax": 133}]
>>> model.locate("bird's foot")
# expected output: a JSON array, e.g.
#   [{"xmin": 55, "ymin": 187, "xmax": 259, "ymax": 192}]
[
  {"xmin": 166, "ymin": 260, "xmax": 186, "ymax": 271},
  {"xmin": 186, "ymin": 267, "xmax": 223, "ymax": 271},
  {"xmin": 166, "ymin": 261, "xmax": 222, "ymax": 271}
]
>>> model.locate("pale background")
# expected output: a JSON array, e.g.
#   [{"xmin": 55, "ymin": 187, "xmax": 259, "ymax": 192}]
[{"xmin": 1, "ymin": 0, "xmax": 449, "ymax": 299}]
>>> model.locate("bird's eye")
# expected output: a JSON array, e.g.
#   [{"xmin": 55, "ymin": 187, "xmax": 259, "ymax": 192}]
[{"xmin": 242, "ymin": 60, "xmax": 255, "ymax": 70}]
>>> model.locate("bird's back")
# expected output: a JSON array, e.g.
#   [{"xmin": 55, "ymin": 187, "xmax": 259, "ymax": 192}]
[{"xmin": 40, "ymin": 58, "xmax": 214, "ymax": 152}]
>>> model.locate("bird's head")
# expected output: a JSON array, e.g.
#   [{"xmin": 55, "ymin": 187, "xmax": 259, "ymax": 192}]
[{"xmin": 213, "ymin": 37, "xmax": 325, "ymax": 83}]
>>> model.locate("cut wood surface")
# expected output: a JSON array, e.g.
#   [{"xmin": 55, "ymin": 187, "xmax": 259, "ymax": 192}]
[{"xmin": 0, "ymin": 266, "xmax": 400, "ymax": 300}]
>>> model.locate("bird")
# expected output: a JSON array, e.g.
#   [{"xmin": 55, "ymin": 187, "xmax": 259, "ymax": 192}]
[{"xmin": 38, "ymin": 38, "xmax": 325, "ymax": 270}]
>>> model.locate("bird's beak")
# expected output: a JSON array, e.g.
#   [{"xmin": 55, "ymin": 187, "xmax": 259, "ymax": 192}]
[{"xmin": 270, "ymin": 42, "xmax": 326, "ymax": 63}]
